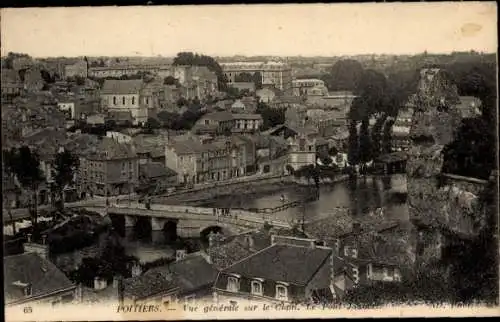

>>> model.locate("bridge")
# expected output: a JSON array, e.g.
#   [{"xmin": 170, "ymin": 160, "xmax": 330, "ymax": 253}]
[{"xmin": 83, "ymin": 202, "xmax": 292, "ymax": 239}]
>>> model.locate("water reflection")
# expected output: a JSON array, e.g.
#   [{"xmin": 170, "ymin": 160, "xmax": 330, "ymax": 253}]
[
  {"xmin": 203, "ymin": 175, "xmax": 409, "ymax": 223},
  {"xmin": 120, "ymin": 229, "xmax": 175, "ymax": 263}
]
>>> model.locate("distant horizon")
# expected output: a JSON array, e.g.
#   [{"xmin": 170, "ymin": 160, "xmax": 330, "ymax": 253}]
[
  {"xmin": 1, "ymin": 3, "xmax": 497, "ymax": 58},
  {"xmin": 3, "ymin": 50, "xmax": 497, "ymax": 61}
]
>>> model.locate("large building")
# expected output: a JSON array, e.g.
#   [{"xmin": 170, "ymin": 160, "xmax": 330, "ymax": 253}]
[
  {"xmin": 165, "ymin": 135, "xmax": 253, "ymax": 184},
  {"xmin": 88, "ymin": 64, "xmax": 172, "ymax": 78},
  {"xmin": 292, "ymin": 79, "xmax": 329, "ymax": 97},
  {"xmin": 100, "ymin": 79, "xmax": 158, "ymax": 125},
  {"xmin": 220, "ymin": 62, "xmax": 293, "ymax": 95},
  {"xmin": 213, "ymin": 236, "xmax": 348, "ymax": 303},
  {"xmin": 193, "ymin": 111, "xmax": 263, "ymax": 136},
  {"xmin": 64, "ymin": 60, "xmax": 88, "ymax": 79},
  {"xmin": 77, "ymin": 137, "xmax": 139, "ymax": 197}
]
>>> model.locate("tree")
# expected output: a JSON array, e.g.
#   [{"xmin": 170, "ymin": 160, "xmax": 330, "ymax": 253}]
[
  {"xmin": 347, "ymin": 120, "xmax": 359, "ymax": 166},
  {"xmin": 321, "ymin": 59, "xmax": 365, "ymax": 91},
  {"xmin": 4, "ymin": 146, "xmax": 45, "ymax": 227},
  {"xmin": 144, "ymin": 117, "xmax": 161, "ymax": 132},
  {"xmin": 358, "ymin": 119, "xmax": 373, "ymax": 164},
  {"xmin": 256, "ymin": 102, "xmax": 285, "ymax": 130},
  {"xmin": 382, "ymin": 119, "xmax": 395, "ymax": 154},
  {"xmin": 226, "ymin": 86, "xmax": 241, "ymax": 99},
  {"xmin": 52, "ymin": 149, "xmax": 79, "ymax": 210},
  {"xmin": 253, "ymin": 72, "xmax": 263, "ymax": 89},
  {"xmin": 157, "ymin": 110, "xmax": 178, "ymax": 129},
  {"xmin": 234, "ymin": 72, "xmax": 253, "ymax": 83},
  {"xmin": 371, "ymin": 115, "xmax": 387, "ymax": 159},
  {"xmin": 176, "ymin": 97, "xmax": 189, "ymax": 108},
  {"xmin": 164, "ymin": 76, "xmax": 178, "ymax": 86}
]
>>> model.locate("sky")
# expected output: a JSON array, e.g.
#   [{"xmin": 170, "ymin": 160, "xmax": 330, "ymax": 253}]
[{"xmin": 1, "ymin": 3, "xmax": 497, "ymax": 58}]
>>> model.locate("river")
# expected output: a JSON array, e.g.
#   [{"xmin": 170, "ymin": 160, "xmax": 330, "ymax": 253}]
[
  {"xmin": 122, "ymin": 174, "xmax": 408, "ymax": 262},
  {"xmin": 4, "ymin": 175, "xmax": 409, "ymax": 264}
]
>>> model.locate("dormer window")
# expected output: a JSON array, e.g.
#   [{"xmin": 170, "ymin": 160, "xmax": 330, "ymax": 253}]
[
  {"xmin": 227, "ymin": 275, "xmax": 240, "ymax": 292},
  {"xmin": 251, "ymin": 279, "xmax": 263, "ymax": 296},
  {"xmin": 275, "ymin": 283, "xmax": 288, "ymax": 301}
]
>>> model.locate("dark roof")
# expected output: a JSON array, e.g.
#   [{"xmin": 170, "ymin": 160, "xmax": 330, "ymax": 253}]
[
  {"xmin": 4, "ymin": 253, "xmax": 75, "ymax": 304},
  {"xmin": 83, "ymin": 137, "xmax": 137, "ymax": 160},
  {"xmin": 201, "ymin": 111, "xmax": 234, "ymax": 122},
  {"xmin": 140, "ymin": 162, "xmax": 176, "ymax": 178},
  {"xmin": 232, "ymin": 113, "xmax": 263, "ymax": 120},
  {"xmin": 168, "ymin": 138, "xmax": 204, "ymax": 155},
  {"xmin": 101, "ymin": 79, "xmax": 144, "ymax": 95},
  {"xmin": 123, "ymin": 272, "xmax": 179, "ymax": 300},
  {"xmin": 223, "ymin": 244, "xmax": 331, "ymax": 286},
  {"xmin": 148, "ymin": 255, "xmax": 218, "ymax": 294},
  {"xmin": 108, "ymin": 110, "xmax": 133, "ymax": 122}
]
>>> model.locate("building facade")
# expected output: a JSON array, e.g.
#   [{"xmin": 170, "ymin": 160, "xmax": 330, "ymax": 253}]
[
  {"xmin": 292, "ymin": 79, "xmax": 329, "ymax": 97},
  {"xmin": 165, "ymin": 135, "xmax": 252, "ymax": 185},
  {"xmin": 77, "ymin": 137, "xmax": 139, "ymax": 197},
  {"xmin": 221, "ymin": 62, "xmax": 293, "ymax": 95},
  {"xmin": 100, "ymin": 79, "xmax": 157, "ymax": 125}
]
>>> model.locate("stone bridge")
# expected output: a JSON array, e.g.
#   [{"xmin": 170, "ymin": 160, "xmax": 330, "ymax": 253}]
[{"xmin": 82, "ymin": 202, "xmax": 292, "ymax": 239}]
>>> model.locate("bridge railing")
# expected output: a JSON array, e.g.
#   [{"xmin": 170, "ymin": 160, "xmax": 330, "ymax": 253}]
[{"xmin": 105, "ymin": 203, "xmax": 291, "ymax": 228}]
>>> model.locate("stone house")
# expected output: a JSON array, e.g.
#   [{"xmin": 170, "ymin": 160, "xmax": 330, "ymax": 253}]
[
  {"xmin": 213, "ymin": 235, "xmax": 353, "ymax": 304},
  {"xmin": 77, "ymin": 137, "xmax": 139, "ymax": 197},
  {"xmin": 100, "ymin": 79, "xmax": 157, "ymax": 126}
]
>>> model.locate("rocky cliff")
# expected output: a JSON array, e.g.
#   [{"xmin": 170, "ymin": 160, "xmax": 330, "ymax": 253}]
[{"xmin": 406, "ymin": 68, "xmax": 491, "ymax": 267}]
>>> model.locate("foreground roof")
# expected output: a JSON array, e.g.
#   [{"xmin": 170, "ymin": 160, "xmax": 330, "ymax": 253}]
[
  {"xmin": 222, "ymin": 244, "xmax": 331, "ymax": 286},
  {"xmin": 4, "ymin": 252, "xmax": 75, "ymax": 304}
]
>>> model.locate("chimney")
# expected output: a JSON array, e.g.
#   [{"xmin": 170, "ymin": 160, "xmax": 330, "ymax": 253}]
[{"xmin": 271, "ymin": 235, "xmax": 277, "ymax": 245}]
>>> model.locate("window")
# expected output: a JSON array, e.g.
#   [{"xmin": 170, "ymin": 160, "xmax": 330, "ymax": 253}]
[
  {"xmin": 205, "ymin": 120, "xmax": 209, "ymax": 125},
  {"xmin": 132, "ymin": 97, "xmax": 135, "ymax": 105},
  {"xmin": 146, "ymin": 98, "xmax": 149, "ymax": 105},
  {"xmin": 113, "ymin": 96, "xmax": 117, "ymax": 105},
  {"xmin": 275, "ymin": 284, "xmax": 288, "ymax": 301},
  {"xmin": 227, "ymin": 276, "xmax": 239, "ymax": 292},
  {"xmin": 394, "ymin": 269, "xmax": 401, "ymax": 282},
  {"xmin": 122, "ymin": 96, "xmax": 125, "ymax": 105},
  {"xmin": 251, "ymin": 280, "xmax": 263, "ymax": 296},
  {"xmin": 382, "ymin": 267, "xmax": 390, "ymax": 279}
]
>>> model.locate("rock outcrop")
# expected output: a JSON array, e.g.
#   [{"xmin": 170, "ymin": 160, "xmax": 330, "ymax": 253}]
[{"xmin": 407, "ymin": 68, "xmax": 491, "ymax": 269}]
